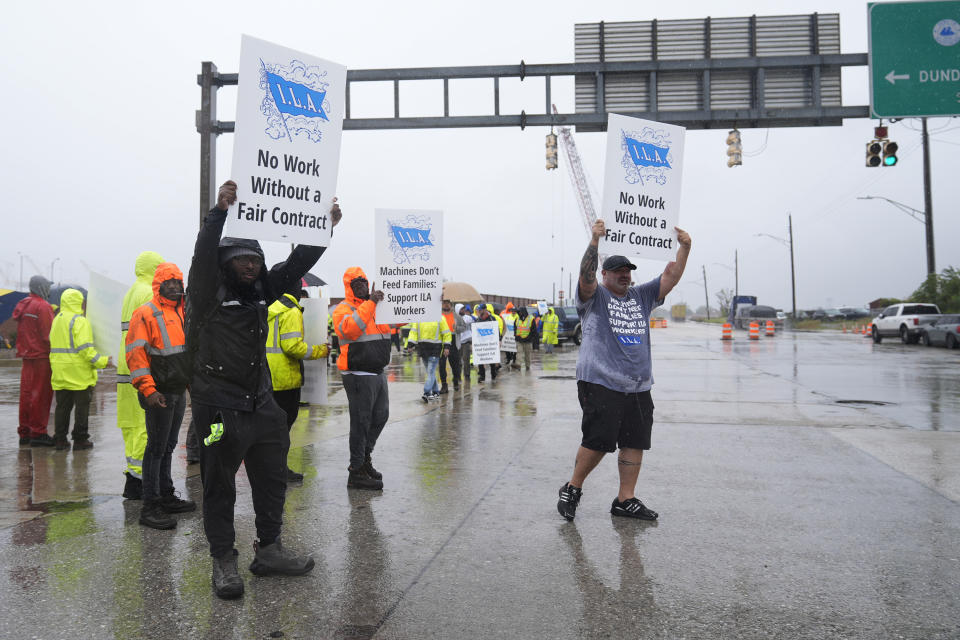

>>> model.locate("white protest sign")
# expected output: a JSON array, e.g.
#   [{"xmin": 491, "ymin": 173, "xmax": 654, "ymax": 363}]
[
  {"xmin": 86, "ymin": 271, "xmax": 126, "ymax": 365},
  {"xmin": 374, "ymin": 209, "xmax": 443, "ymax": 324},
  {"xmin": 599, "ymin": 113, "xmax": 686, "ymax": 262},
  {"xmin": 536, "ymin": 301, "xmax": 548, "ymax": 316},
  {"xmin": 471, "ymin": 321, "xmax": 500, "ymax": 365},
  {"xmin": 300, "ymin": 297, "xmax": 328, "ymax": 405},
  {"xmin": 226, "ymin": 35, "xmax": 346, "ymax": 245},
  {"xmin": 500, "ymin": 315, "xmax": 517, "ymax": 353}
]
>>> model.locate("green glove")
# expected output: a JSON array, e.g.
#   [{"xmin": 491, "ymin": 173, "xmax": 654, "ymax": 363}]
[{"xmin": 203, "ymin": 422, "xmax": 224, "ymax": 446}]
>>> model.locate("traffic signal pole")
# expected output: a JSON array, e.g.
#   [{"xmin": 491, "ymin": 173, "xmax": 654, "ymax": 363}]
[{"xmin": 921, "ymin": 117, "xmax": 935, "ymax": 276}]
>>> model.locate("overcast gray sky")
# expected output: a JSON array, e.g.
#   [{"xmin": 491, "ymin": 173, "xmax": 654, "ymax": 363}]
[{"xmin": 2, "ymin": 0, "xmax": 957, "ymax": 312}]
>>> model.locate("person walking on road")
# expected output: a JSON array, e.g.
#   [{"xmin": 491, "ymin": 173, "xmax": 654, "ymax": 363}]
[
  {"xmin": 186, "ymin": 180, "xmax": 339, "ymax": 599},
  {"xmin": 333, "ymin": 268, "xmax": 392, "ymax": 491},
  {"xmin": 12, "ymin": 276, "xmax": 56, "ymax": 447},
  {"xmin": 126, "ymin": 263, "xmax": 196, "ymax": 530},
  {"xmin": 266, "ymin": 278, "xmax": 328, "ymax": 483},
  {"xmin": 557, "ymin": 219, "xmax": 690, "ymax": 522},
  {"xmin": 407, "ymin": 317, "xmax": 452, "ymax": 401},
  {"xmin": 475, "ymin": 305, "xmax": 501, "ymax": 383},
  {"xmin": 49, "ymin": 289, "xmax": 110, "ymax": 450},
  {"xmin": 501, "ymin": 303, "xmax": 518, "ymax": 369},
  {"xmin": 437, "ymin": 299, "xmax": 461, "ymax": 393},
  {"xmin": 541, "ymin": 307, "xmax": 559, "ymax": 354},
  {"xmin": 515, "ymin": 306, "xmax": 535, "ymax": 371},
  {"xmin": 454, "ymin": 304, "xmax": 474, "ymax": 384},
  {"xmin": 117, "ymin": 251, "xmax": 164, "ymax": 500}
]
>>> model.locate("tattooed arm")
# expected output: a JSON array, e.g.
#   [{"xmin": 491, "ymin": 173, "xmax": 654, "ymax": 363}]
[{"xmin": 578, "ymin": 219, "xmax": 605, "ymax": 302}]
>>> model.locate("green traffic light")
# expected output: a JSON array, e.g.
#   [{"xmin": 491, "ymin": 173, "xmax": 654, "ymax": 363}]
[{"xmin": 884, "ymin": 155, "xmax": 897, "ymax": 166}]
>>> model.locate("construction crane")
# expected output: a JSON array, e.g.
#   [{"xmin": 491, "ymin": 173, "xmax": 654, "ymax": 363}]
[{"xmin": 551, "ymin": 104, "xmax": 598, "ymax": 236}]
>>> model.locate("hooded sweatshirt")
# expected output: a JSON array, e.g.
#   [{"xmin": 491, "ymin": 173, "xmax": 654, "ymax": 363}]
[
  {"xmin": 126, "ymin": 263, "xmax": 190, "ymax": 397},
  {"xmin": 49, "ymin": 289, "xmax": 108, "ymax": 390},
  {"xmin": 332, "ymin": 267, "xmax": 392, "ymax": 373},
  {"xmin": 12, "ymin": 276, "xmax": 54, "ymax": 358},
  {"xmin": 118, "ymin": 251, "xmax": 164, "ymax": 380}
]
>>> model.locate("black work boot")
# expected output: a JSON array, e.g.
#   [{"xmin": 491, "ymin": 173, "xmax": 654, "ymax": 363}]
[
  {"xmin": 439, "ymin": 383, "xmax": 449, "ymax": 394},
  {"xmin": 212, "ymin": 549, "xmax": 244, "ymax": 599},
  {"xmin": 139, "ymin": 500, "xmax": 176, "ymax": 530},
  {"xmin": 347, "ymin": 466, "xmax": 383, "ymax": 490},
  {"xmin": 249, "ymin": 538, "xmax": 315, "ymax": 576},
  {"xmin": 122, "ymin": 472, "xmax": 142, "ymax": 500},
  {"xmin": 286, "ymin": 467, "xmax": 304, "ymax": 483},
  {"xmin": 159, "ymin": 491, "xmax": 196, "ymax": 513},
  {"xmin": 362, "ymin": 455, "xmax": 382, "ymax": 480}
]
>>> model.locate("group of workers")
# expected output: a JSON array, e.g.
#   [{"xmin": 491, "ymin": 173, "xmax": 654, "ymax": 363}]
[{"xmin": 11, "ymin": 178, "xmax": 692, "ymax": 602}]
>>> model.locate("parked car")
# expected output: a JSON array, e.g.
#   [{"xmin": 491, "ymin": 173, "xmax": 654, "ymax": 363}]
[
  {"xmin": 733, "ymin": 304, "xmax": 782, "ymax": 330},
  {"xmin": 920, "ymin": 314, "xmax": 960, "ymax": 349},
  {"xmin": 871, "ymin": 303, "xmax": 941, "ymax": 344},
  {"xmin": 553, "ymin": 306, "xmax": 582, "ymax": 344},
  {"xmin": 838, "ymin": 306, "xmax": 870, "ymax": 320}
]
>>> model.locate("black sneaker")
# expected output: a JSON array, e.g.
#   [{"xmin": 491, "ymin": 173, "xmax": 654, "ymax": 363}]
[
  {"xmin": 122, "ymin": 472, "xmax": 143, "ymax": 500},
  {"xmin": 30, "ymin": 434, "xmax": 55, "ymax": 447},
  {"xmin": 439, "ymin": 384, "xmax": 449, "ymax": 394},
  {"xmin": 212, "ymin": 549, "xmax": 244, "ymax": 599},
  {"xmin": 19, "ymin": 437, "xmax": 31, "ymax": 447},
  {"xmin": 610, "ymin": 497, "xmax": 658, "ymax": 520},
  {"xmin": 421, "ymin": 393, "xmax": 430, "ymax": 403},
  {"xmin": 139, "ymin": 501, "xmax": 177, "ymax": 530},
  {"xmin": 249, "ymin": 538, "xmax": 315, "ymax": 577},
  {"xmin": 557, "ymin": 483, "xmax": 582, "ymax": 521},
  {"xmin": 159, "ymin": 492, "xmax": 196, "ymax": 513},
  {"xmin": 347, "ymin": 467, "xmax": 383, "ymax": 490},
  {"xmin": 54, "ymin": 438, "xmax": 70, "ymax": 451},
  {"xmin": 73, "ymin": 439, "xmax": 94, "ymax": 450}
]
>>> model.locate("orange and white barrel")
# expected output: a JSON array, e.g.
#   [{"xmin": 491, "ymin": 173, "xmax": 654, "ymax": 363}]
[
  {"xmin": 765, "ymin": 320, "xmax": 775, "ymax": 336},
  {"xmin": 721, "ymin": 323, "xmax": 733, "ymax": 340},
  {"xmin": 749, "ymin": 322, "xmax": 760, "ymax": 340}
]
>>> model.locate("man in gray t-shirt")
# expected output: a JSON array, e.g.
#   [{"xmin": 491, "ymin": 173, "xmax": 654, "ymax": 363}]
[{"xmin": 558, "ymin": 218, "xmax": 691, "ymax": 522}]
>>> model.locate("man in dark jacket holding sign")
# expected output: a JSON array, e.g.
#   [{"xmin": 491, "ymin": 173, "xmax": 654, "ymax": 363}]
[{"xmin": 187, "ymin": 180, "xmax": 341, "ymax": 599}]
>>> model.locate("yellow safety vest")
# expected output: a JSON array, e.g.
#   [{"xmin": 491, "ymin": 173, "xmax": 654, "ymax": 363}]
[
  {"xmin": 266, "ymin": 294, "xmax": 325, "ymax": 391},
  {"xmin": 49, "ymin": 289, "xmax": 108, "ymax": 390}
]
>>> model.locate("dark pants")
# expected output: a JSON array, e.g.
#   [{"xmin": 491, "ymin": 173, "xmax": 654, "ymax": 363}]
[
  {"xmin": 186, "ymin": 418, "xmax": 199, "ymax": 461},
  {"xmin": 390, "ymin": 332, "xmax": 401, "ymax": 352},
  {"xmin": 341, "ymin": 372, "xmax": 389, "ymax": 469},
  {"xmin": 193, "ymin": 398, "xmax": 289, "ymax": 558},
  {"xmin": 140, "ymin": 392, "xmax": 186, "ymax": 501},
  {"xmin": 19, "ymin": 358, "xmax": 53, "ymax": 438},
  {"xmin": 54, "ymin": 387, "xmax": 93, "ymax": 442},
  {"xmin": 478, "ymin": 363, "xmax": 499, "ymax": 381},
  {"xmin": 439, "ymin": 346, "xmax": 462, "ymax": 386},
  {"xmin": 273, "ymin": 388, "xmax": 302, "ymax": 430}
]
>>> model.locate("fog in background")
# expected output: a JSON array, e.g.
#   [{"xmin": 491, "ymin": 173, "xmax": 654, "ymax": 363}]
[{"xmin": 2, "ymin": 0, "xmax": 958, "ymax": 312}]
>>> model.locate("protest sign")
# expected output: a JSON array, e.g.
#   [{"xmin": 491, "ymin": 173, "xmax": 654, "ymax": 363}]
[
  {"xmin": 471, "ymin": 321, "xmax": 500, "ymax": 365},
  {"xmin": 374, "ymin": 208, "xmax": 443, "ymax": 324},
  {"xmin": 87, "ymin": 272, "xmax": 126, "ymax": 365},
  {"xmin": 300, "ymin": 297, "xmax": 328, "ymax": 405},
  {"xmin": 226, "ymin": 35, "xmax": 346, "ymax": 245},
  {"xmin": 536, "ymin": 301, "xmax": 548, "ymax": 316},
  {"xmin": 599, "ymin": 113, "xmax": 686, "ymax": 262},
  {"xmin": 500, "ymin": 315, "xmax": 517, "ymax": 353}
]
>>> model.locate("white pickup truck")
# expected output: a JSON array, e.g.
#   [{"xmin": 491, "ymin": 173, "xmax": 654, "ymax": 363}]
[{"xmin": 871, "ymin": 303, "xmax": 941, "ymax": 344}]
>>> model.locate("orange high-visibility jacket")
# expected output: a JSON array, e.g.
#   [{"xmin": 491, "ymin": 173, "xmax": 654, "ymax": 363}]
[
  {"xmin": 125, "ymin": 263, "xmax": 190, "ymax": 397},
  {"xmin": 333, "ymin": 266, "xmax": 392, "ymax": 373}
]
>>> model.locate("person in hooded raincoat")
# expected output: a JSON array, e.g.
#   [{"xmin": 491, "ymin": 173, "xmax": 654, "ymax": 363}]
[
  {"xmin": 49, "ymin": 288, "xmax": 109, "ymax": 450},
  {"xmin": 117, "ymin": 250, "xmax": 164, "ymax": 499},
  {"xmin": 541, "ymin": 307, "xmax": 559, "ymax": 353},
  {"xmin": 332, "ymin": 267, "xmax": 392, "ymax": 490},
  {"xmin": 12, "ymin": 276, "xmax": 56, "ymax": 446}
]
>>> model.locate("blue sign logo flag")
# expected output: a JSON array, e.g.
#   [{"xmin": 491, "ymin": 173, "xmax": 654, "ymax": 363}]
[
  {"xmin": 266, "ymin": 72, "xmax": 329, "ymax": 120},
  {"xmin": 390, "ymin": 225, "xmax": 433, "ymax": 249},
  {"xmin": 625, "ymin": 137, "xmax": 671, "ymax": 168},
  {"xmin": 616, "ymin": 335, "xmax": 645, "ymax": 346},
  {"xmin": 477, "ymin": 327, "xmax": 494, "ymax": 337}
]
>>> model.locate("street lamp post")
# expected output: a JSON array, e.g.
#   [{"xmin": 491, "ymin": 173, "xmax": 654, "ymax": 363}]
[
  {"xmin": 17, "ymin": 252, "xmax": 23, "ymax": 292},
  {"xmin": 755, "ymin": 214, "xmax": 797, "ymax": 322},
  {"xmin": 701, "ymin": 265, "xmax": 710, "ymax": 320},
  {"xmin": 50, "ymin": 258, "xmax": 59, "ymax": 283},
  {"xmin": 857, "ymin": 195, "xmax": 931, "ymax": 275}
]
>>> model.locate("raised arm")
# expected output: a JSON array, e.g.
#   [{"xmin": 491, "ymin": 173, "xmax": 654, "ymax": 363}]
[
  {"xmin": 577, "ymin": 219, "xmax": 605, "ymax": 302},
  {"xmin": 187, "ymin": 181, "xmax": 235, "ymax": 321},
  {"xmin": 658, "ymin": 227, "xmax": 692, "ymax": 300}
]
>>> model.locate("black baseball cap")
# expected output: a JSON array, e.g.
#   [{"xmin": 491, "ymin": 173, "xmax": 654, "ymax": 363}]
[{"xmin": 602, "ymin": 255, "xmax": 637, "ymax": 271}]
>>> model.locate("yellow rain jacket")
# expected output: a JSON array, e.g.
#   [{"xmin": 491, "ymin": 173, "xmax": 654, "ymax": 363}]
[
  {"xmin": 49, "ymin": 289, "xmax": 108, "ymax": 390},
  {"xmin": 266, "ymin": 293, "xmax": 327, "ymax": 391},
  {"xmin": 407, "ymin": 320, "xmax": 452, "ymax": 358},
  {"xmin": 541, "ymin": 308, "xmax": 559, "ymax": 345}
]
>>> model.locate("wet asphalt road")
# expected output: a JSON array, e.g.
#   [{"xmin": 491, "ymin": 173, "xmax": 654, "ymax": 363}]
[{"xmin": 0, "ymin": 322, "xmax": 958, "ymax": 639}]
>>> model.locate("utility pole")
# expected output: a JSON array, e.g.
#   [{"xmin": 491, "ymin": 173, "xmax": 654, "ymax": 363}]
[
  {"xmin": 788, "ymin": 215, "xmax": 797, "ymax": 321},
  {"xmin": 921, "ymin": 117, "xmax": 935, "ymax": 275},
  {"xmin": 702, "ymin": 265, "xmax": 710, "ymax": 320},
  {"xmin": 734, "ymin": 250, "xmax": 739, "ymax": 298}
]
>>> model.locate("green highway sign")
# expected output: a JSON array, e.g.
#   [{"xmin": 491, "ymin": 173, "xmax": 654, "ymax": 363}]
[{"xmin": 869, "ymin": 0, "xmax": 960, "ymax": 118}]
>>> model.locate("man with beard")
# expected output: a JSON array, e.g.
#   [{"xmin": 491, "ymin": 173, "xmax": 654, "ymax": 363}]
[{"xmin": 186, "ymin": 180, "xmax": 341, "ymax": 599}]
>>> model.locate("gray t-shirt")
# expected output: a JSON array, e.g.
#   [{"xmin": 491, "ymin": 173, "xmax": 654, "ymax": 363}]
[{"xmin": 575, "ymin": 276, "xmax": 663, "ymax": 393}]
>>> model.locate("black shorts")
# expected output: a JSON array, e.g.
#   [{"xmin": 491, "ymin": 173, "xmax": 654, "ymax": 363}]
[{"xmin": 578, "ymin": 381, "xmax": 654, "ymax": 452}]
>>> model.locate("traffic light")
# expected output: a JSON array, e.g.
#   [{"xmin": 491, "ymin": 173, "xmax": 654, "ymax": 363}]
[
  {"xmin": 883, "ymin": 140, "xmax": 898, "ymax": 166},
  {"xmin": 725, "ymin": 129, "xmax": 742, "ymax": 168},
  {"xmin": 545, "ymin": 132, "xmax": 558, "ymax": 170},
  {"xmin": 866, "ymin": 140, "xmax": 883, "ymax": 167}
]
